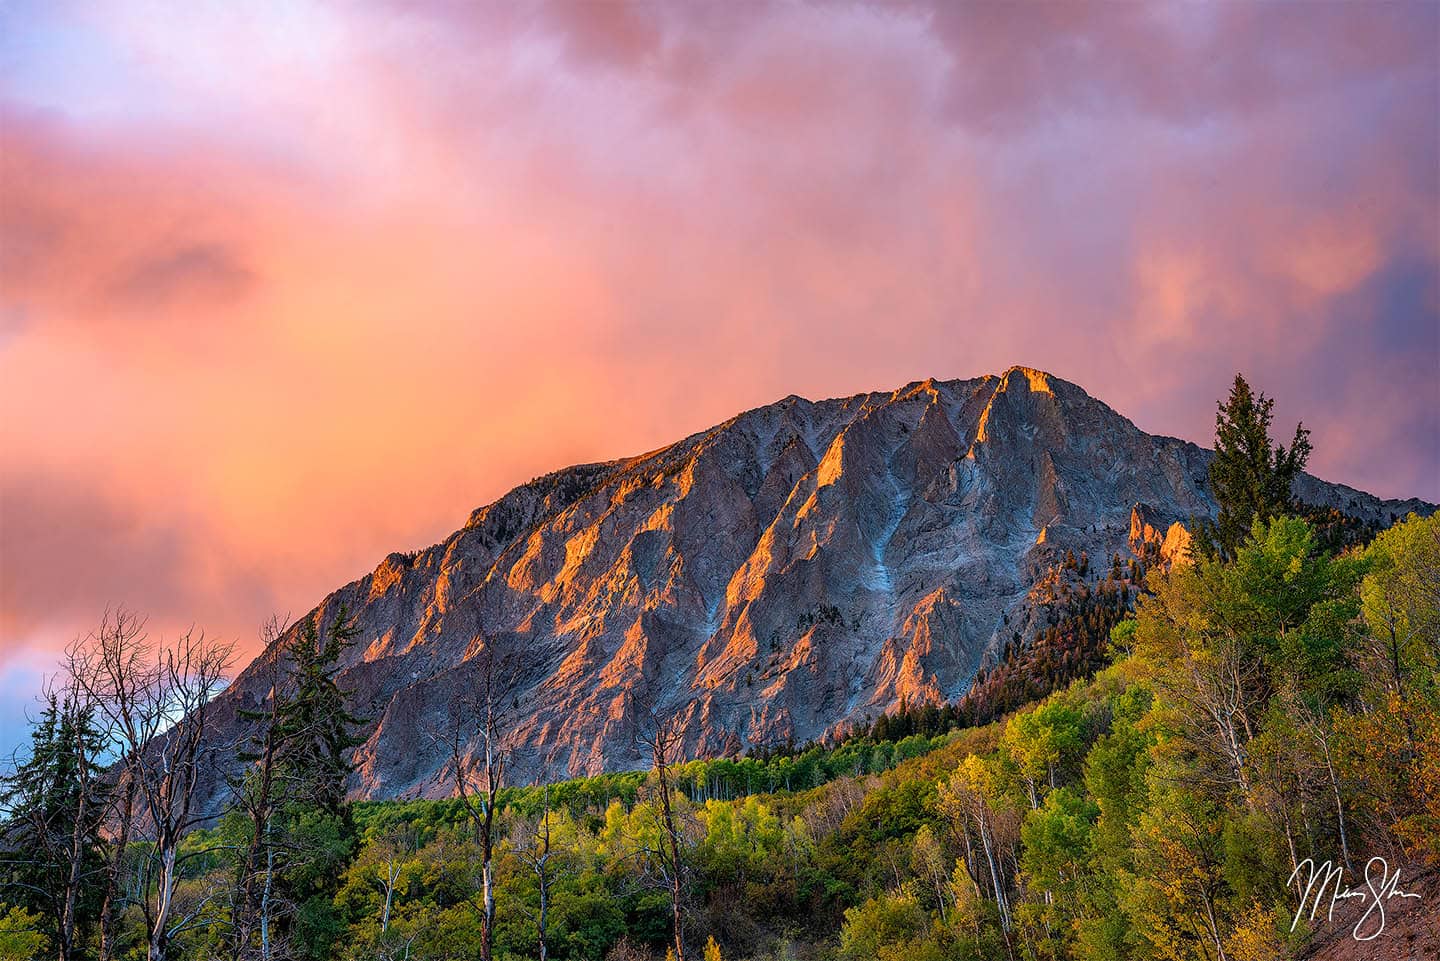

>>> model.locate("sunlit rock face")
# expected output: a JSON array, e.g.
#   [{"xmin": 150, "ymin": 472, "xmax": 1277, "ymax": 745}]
[{"xmin": 194, "ymin": 368, "xmax": 1433, "ymax": 805}]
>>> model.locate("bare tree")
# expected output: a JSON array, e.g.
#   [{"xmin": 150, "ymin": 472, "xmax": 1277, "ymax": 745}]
[
  {"xmin": 311, "ymin": 823, "xmax": 412, "ymax": 960},
  {"xmin": 366, "ymin": 824, "xmax": 416, "ymax": 936},
  {"xmin": 632, "ymin": 693, "xmax": 693, "ymax": 961},
  {"xmin": 96, "ymin": 763, "xmax": 137, "ymax": 961},
  {"xmin": 513, "ymin": 783, "xmax": 565, "ymax": 961},
  {"xmin": 1282, "ymin": 685, "xmax": 1354, "ymax": 873},
  {"xmin": 428, "ymin": 641, "xmax": 522, "ymax": 961},
  {"xmin": 54, "ymin": 688, "xmax": 100, "ymax": 961},
  {"xmin": 375, "ymin": 927, "xmax": 419, "ymax": 961},
  {"xmin": 229, "ymin": 618, "xmax": 295, "ymax": 961},
  {"xmin": 73, "ymin": 612, "xmax": 234, "ymax": 961}
]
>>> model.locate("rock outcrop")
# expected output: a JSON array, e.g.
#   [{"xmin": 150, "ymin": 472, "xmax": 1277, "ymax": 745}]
[{"xmin": 193, "ymin": 368, "xmax": 1433, "ymax": 806}]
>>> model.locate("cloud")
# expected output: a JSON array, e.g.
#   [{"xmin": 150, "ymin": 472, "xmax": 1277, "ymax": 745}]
[
  {"xmin": 0, "ymin": 0, "xmax": 1435, "ymax": 764},
  {"xmin": 918, "ymin": 0, "xmax": 1439, "ymax": 130},
  {"xmin": 105, "ymin": 243, "xmax": 254, "ymax": 311},
  {"xmin": 0, "ymin": 108, "xmax": 267, "ymax": 339},
  {"xmin": 0, "ymin": 472, "xmax": 203, "ymax": 644}
]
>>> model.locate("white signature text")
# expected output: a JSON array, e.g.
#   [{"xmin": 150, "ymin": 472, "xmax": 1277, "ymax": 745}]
[{"xmin": 1287, "ymin": 857, "xmax": 1421, "ymax": 941}]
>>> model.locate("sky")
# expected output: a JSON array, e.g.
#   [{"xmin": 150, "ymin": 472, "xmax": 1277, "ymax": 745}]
[{"xmin": 1, "ymin": 0, "xmax": 1437, "ymax": 749}]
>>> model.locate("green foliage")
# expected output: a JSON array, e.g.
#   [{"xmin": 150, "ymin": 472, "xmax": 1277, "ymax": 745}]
[
  {"xmin": 1359, "ymin": 510, "xmax": 1440, "ymax": 696},
  {"xmin": 837, "ymin": 885, "xmax": 930, "ymax": 961},
  {"xmin": 697, "ymin": 797, "xmax": 785, "ymax": 883},
  {"xmin": 227, "ymin": 606, "xmax": 368, "ymax": 961},
  {"xmin": 551, "ymin": 886, "xmax": 626, "ymax": 959},
  {"xmin": 0, "ymin": 906, "xmax": 49, "ymax": 961},
  {"xmin": 1196, "ymin": 373, "xmax": 1311, "ymax": 560},
  {"xmin": 0, "ymin": 695, "xmax": 109, "ymax": 954},
  {"xmin": 10, "ymin": 497, "xmax": 1435, "ymax": 961}
]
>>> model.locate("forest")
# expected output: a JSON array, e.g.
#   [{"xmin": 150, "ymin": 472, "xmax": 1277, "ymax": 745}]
[{"xmin": 3, "ymin": 377, "xmax": 1437, "ymax": 961}]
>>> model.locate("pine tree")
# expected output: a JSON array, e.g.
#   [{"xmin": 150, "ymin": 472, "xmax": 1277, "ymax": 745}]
[
  {"xmin": 1196, "ymin": 373, "xmax": 1311, "ymax": 560},
  {"xmin": 0, "ymin": 694, "xmax": 109, "ymax": 961},
  {"xmin": 244, "ymin": 606, "xmax": 366, "ymax": 961},
  {"xmin": 274, "ymin": 607, "xmax": 366, "ymax": 818}
]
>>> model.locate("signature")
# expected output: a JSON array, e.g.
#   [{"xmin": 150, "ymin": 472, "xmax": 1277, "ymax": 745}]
[{"xmin": 1287, "ymin": 857, "xmax": 1422, "ymax": 941}]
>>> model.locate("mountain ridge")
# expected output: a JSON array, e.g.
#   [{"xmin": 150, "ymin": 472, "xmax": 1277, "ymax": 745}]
[{"xmin": 194, "ymin": 367, "xmax": 1434, "ymax": 807}]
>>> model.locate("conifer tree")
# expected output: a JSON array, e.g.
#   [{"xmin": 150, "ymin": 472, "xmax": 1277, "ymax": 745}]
[
  {"xmin": 0, "ymin": 693, "xmax": 108, "ymax": 961},
  {"xmin": 274, "ymin": 607, "xmax": 366, "ymax": 819},
  {"xmin": 1196, "ymin": 373, "xmax": 1311, "ymax": 560},
  {"xmin": 235, "ymin": 606, "xmax": 365, "ymax": 961}
]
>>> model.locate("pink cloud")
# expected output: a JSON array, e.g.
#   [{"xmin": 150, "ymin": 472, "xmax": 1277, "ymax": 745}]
[{"xmin": 0, "ymin": 0, "xmax": 1435, "ymax": 723}]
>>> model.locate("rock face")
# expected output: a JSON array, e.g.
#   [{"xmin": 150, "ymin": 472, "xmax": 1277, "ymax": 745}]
[{"xmin": 196, "ymin": 368, "xmax": 1433, "ymax": 805}]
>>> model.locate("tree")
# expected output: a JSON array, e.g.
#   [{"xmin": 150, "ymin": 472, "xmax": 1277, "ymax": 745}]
[
  {"xmin": 1018, "ymin": 787, "xmax": 1098, "ymax": 951},
  {"xmin": 1196, "ymin": 374, "xmax": 1311, "ymax": 561},
  {"xmin": 1125, "ymin": 779, "xmax": 1234, "ymax": 961},
  {"xmin": 837, "ymin": 885, "xmax": 931, "ymax": 961},
  {"xmin": 273, "ymin": 608, "xmax": 367, "ymax": 819},
  {"xmin": 340, "ymin": 824, "xmax": 416, "ymax": 950},
  {"xmin": 1074, "ymin": 685, "xmax": 1153, "ymax": 961},
  {"xmin": 431, "ymin": 641, "xmax": 522, "ymax": 961},
  {"xmin": 1340, "ymin": 513, "xmax": 1440, "ymax": 862},
  {"xmin": 256, "ymin": 606, "xmax": 367, "ymax": 961},
  {"xmin": 1357, "ymin": 512, "xmax": 1440, "ymax": 700},
  {"xmin": 228, "ymin": 619, "xmax": 297, "ymax": 961},
  {"xmin": 1130, "ymin": 560, "xmax": 1263, "ymax": 805},
  {"xmin": 513, "ymin": 784, "xmax": 570, "ymax": 961},
  {"xmin": 0, "ymin": 614, "xmax": 167, "ymax": 961},
  {"xmin": 95, "ymin": 755, "xmax": 136, "ymax": 961},
  {"xmin": 937, "ymin": 755, "xmax": 1020, "ymax": 959},
  {"xmin": 908, "ymin": 824, "xmax": 951, "ymax": 921},
  {"xmin": 63, "ymin": 612, "xmax": 146, "ymax": 961},
  {"xmin": 0, "ymin": 688, "xmax": 108, "ymax": 961},
  {"xmin": 633, "ymin": 697, "xmax": 693, "ymax": 961},
  {"xmin": 1000, "ymin": 698, "xmax": 1085, "ymax": 811},
  {"xmin": 72, "ymin": 614, "xmax": 233, "ymax": 961},
  {"xmin": 1131, "ymin": 518, "xmax": 1329, "ymax": 803}
]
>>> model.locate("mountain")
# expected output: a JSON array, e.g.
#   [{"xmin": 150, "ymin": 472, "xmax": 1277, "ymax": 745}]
[{"xmin": 195, "ymin": 367, "xmax": 1433, "ymax": 806}]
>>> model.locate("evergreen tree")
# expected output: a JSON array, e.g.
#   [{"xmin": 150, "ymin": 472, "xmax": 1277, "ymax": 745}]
[
  {"xmin": 274, "ymin": 607, "xmax": 366, "ymax": 819},
  {"xmin": 1196, "ymin": 373, "xmax": 1311, "ymax": 560},
  {"xmin": 238, "ymin": 606, "xmax": 366, "ymax": 961},
  {"xmin": 0, "ymin": 694, "xmax": 109, "ymax": 961}
]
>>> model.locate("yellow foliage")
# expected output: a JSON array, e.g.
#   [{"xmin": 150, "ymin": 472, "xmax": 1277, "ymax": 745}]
[
  {"xmin": 0, "ymin": 907, "xmax": 48, "ymax": 961},
  {"xmin": 1224, "ymin": 901, "xmax": 1290, "ymax": 961}
]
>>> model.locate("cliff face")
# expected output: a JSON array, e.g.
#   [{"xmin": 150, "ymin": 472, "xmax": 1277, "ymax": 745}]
[{"xmin": 195, "ymin": 368, "xmax": 1432, "ymax": 804}]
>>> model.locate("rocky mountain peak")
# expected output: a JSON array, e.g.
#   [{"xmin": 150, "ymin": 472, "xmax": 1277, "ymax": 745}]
[{"xmin": 192, "ymin": 368, "xmax": 1433, "ymax": 806}]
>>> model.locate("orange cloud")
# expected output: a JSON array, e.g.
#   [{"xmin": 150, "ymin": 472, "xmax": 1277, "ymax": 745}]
[{"xmin": 0, "ymin": 0, "xmax": 1435, "ymax": 708}]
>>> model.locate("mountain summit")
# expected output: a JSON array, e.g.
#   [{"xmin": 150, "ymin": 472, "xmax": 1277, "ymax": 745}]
[{"xmin": 197, "ymin": 368, "xmax": 1431, "ymax": 803}]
